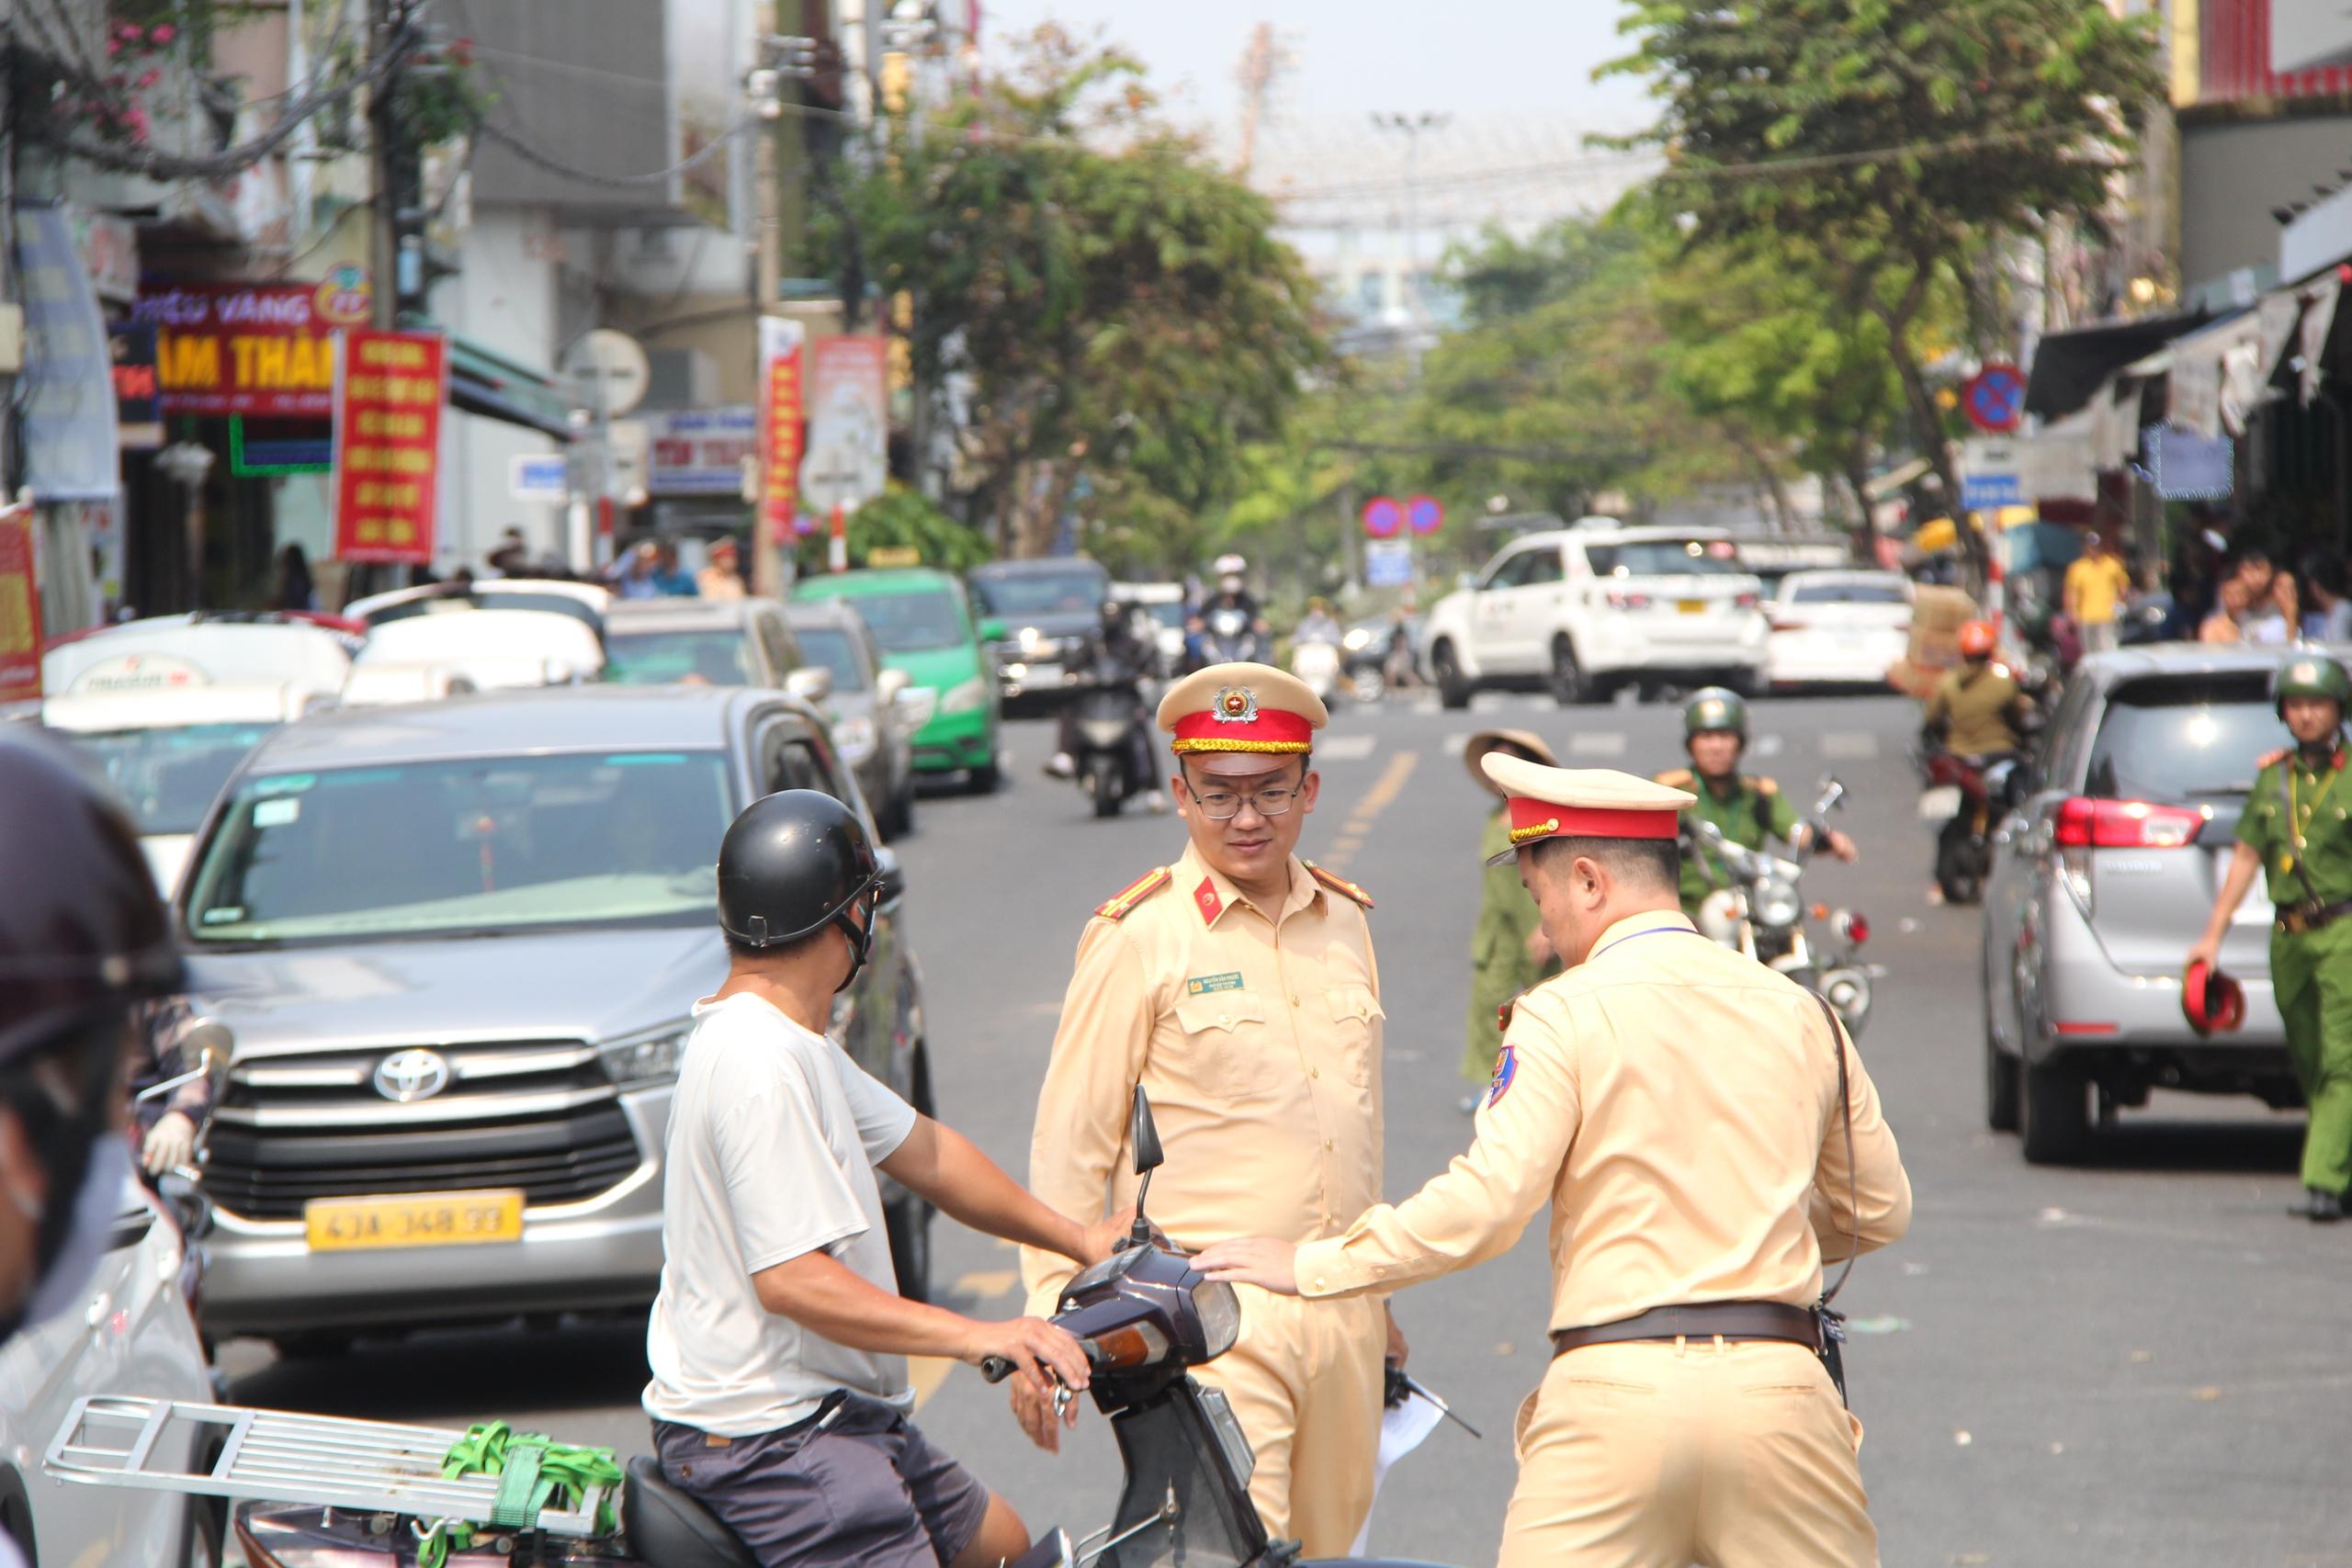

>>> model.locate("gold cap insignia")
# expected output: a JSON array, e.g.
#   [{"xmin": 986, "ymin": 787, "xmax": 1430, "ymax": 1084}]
[{"xmin": 1212, "ymin": 685, "xmax": 1260, "ymax": 724}]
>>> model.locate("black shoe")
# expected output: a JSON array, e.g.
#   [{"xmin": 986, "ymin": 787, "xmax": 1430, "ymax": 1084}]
[{"xmin": 2298, "ymin": 1188, "xmax": 2345, "ymax": 1222}]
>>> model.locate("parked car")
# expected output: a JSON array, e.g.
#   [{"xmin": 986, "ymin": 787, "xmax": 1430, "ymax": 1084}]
[
  {"xmin": 3, "ymin": 1179, "xmax": 220, "ymax": 1567},
  {"xmin": 793, "ymin": 568, "xmax": 1001, "ymax": 793},
  {"xmin": 1420, "ymin": 523, "xmax": 1767, "ymax": 707},
  {"xmin": 343, "ymin": 579, "xmax": 610, "ymax": 633},
  {"xmin": 175, "ymin": 685, "xmax": 939, "ymax": 1344},
  {"xmin": 787, "ymin": 599, "xmax": 923, "ymax": 840},
  {"xmin": 1764, "ymin": 570, "xmax": 1915, "ymax": 691},
  {"xmin": 341, "ymin": 609, "xmax": 605, "ymax": 705},
  {"xmin": 602, "ymin": 596, "xmax": 819, "ymax": 699},
  {"xmin": 43, "ymin": 683, "xmax": 334, "ymax": 894},
  {"xmin": 42, "ymin": 612, "xmax": 357, "ymax": 698},
  {"xmin": 967, "ymin": 557, "xmax": 1114, "ymax": 707},
  {"xmin": 1114, "ymin": 581, "xmax": 1190, "ymax": 673},
  {"xmin": 1982, "ymin": 645, "xmax": 2299, "ymax": 1163}
]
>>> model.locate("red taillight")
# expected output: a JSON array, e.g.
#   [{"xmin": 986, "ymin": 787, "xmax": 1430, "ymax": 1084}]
[
  {"xmin": 2052, "ymin": 1021, "xmax": 2119, "ymax": 1035},
  {"xmin": 1836, "ymin": 909, "xmax": 1870, "ymax": 946},
  {"xmin": 1607, "ymin": 589, "xmax": 1653, "ymax": 610},
  {"xmin": 1769, "ymin": 615, "xmax": 1804, "ymax": 632},
  {"xmin": 1736, "ymin": 592, "xmax": 1759, "ymax": 610},
  {"xmin": 2052, "ymin": 797, "xmax": 2206, "ymax": 849}
]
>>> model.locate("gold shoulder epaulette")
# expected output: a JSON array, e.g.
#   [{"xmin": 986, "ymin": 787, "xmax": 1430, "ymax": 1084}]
[
  {"xmin": 1095, "ymin": 866, "xmax": 1172, "ymax": 921},
  {"xmin": 1305, "ymin": 862, "xmax": 1374, "ymax": 909},
  {"xmin": 1656, "ymin": 768, "xmax": 1694, "ymax": 789},
  {"xmin": 2258, "ymin": 747, "xmax": 2292, "ymax": 770}
]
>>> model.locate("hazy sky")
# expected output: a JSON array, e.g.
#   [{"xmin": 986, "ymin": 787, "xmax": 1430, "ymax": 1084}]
[{"xmin": 977, "ymin": 0, "xmax": 1655, "ymax": 135}]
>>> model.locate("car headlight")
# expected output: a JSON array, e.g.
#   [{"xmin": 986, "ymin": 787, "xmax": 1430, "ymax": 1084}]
[
  {"xmin": 599, "ymin": 1022, "xmax": 691, "ymax": 1088},
  {"xmin": 834, "ymin": 714, "xmax": 877, "ymax": 759},
  {"xmin": 941, "ymin": 675, "xmax": 989, "ymax": 714},
  {"xmin": 1342, "ymin": 627, "xmax": 1372, "ymax": 651},
  {"xmin": 1018, "ymin": 626, "xmax": 1046, "ymax": 653},
  {"xmin": 1755, "ymin": 878, "xmax": 1804, "ymax": 931}
]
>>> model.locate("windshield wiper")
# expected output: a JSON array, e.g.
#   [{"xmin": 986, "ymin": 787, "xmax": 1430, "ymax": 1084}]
[{"xmin": 2174, "ymin": 782, "xmax": 2253, "ymax": 796}]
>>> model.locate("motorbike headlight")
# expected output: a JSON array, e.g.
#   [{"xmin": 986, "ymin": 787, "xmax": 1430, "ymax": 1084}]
[
  {"xmin": 1193, "ymin": 1277, "xmax": 1242, "ymax": 1359},
  {"xmin": 599, "ymin": 1021, "xmax": 691, "ymax": 1088},
  {"xmin": 834, "ymin": 714, "xmax": 877, "ymax": 760},
  {"xmin": 1342, "ymin": 626, "xmax": 1372, "ymax": 651},
  {"xmin": 941, "ymin": 675, "xmax": 989, "ymax": 714},
  {"xmin": 1755, "ymin": 879, "xmax": 1804, "ymax": 931}
]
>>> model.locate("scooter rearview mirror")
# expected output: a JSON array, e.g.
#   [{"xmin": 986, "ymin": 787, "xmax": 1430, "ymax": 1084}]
[{"xmin": 1128, "ymin": 1086, "xmax": 1163, "ymax": 1247}]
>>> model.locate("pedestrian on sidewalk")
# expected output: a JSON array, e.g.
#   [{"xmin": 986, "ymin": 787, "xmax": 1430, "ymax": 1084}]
[
  {"xmin": 1460, "ymin": 728, "xmax": 1559, "ymax": 1103},
  {"xmin": 697, "ymin": 536, "xmax": 748, "ymax": 601},
  {"xmin": 2064, "ymin": 531, "xmax": 2132, "ymax": 655},
  {"xmin": 1200, "ymin": 758, "xmax": 1912, "ymax": 1568},
  {"xmin": 1020, "ymin": 661, "xmax": 1399, "ymax": 1556}
]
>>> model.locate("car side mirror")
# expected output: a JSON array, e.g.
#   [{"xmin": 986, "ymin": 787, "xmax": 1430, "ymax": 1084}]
[
  {"xmin": 978, "ymin": 617, "xmax": 1009, "ymax": 643},
  {"xmin": 876, "ymin": 667, "xmax": 910, "ymax": 703},
  {"xmin": 786, "ymin": 666, "xmax": 833, "ymax": 705},
  {"xmin": 874, "ymin": 844, "xmax": 908, "ymax": 904}
]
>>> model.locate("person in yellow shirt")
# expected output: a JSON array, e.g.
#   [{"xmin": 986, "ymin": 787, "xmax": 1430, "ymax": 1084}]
[
  {"xmin": 2063, "ymin": 531, "xmax": 2133, "ymax": 654},
  {"xmin": 1019, "ymin": 661, "xmax": 1398, "ymax": 1556},
  {"xmin": 1200, "ymin": 757, "xmax": 1911, "ymax": 1568}
]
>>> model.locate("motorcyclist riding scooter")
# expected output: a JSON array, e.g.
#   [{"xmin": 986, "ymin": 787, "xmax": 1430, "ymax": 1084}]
[
  {"xmin": 1656, "ymin": 686, "xmax": 1857, "ymax": 922},
  {"xmin": 1047, "ymin": 602, "xmax": 1168, "ymax": 816},
  {"xmin": 1917, "ymin": 619, "xmax": 2032, "ymax": 904},
  {"xmin": 1186, "ymin": 555, "xmax": 1272, "ymax": 672}
]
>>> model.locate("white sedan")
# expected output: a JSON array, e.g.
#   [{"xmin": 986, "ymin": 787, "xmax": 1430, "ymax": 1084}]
[{"xmin": 1764, "ymin": 570, "xmax": 1914, "ymax": 691}]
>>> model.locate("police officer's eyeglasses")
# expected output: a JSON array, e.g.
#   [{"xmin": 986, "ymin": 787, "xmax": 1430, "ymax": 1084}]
[{"xmin": 1185, "ymin": 782, "xmax": 1302, "ymax": 820}]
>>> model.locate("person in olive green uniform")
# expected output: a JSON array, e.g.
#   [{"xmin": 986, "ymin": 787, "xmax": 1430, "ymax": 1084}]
[
  {"xmin": 1656, "ymin": 688, "xmax": 1857, "ymax": 920},
  {"xmin": 2189, "ymin": 654, "xmax": 2352, "ymax": 1221},
  {"xmin": 1462, "ymin": 729, "xmax": 1559, "ymax": 1097}
]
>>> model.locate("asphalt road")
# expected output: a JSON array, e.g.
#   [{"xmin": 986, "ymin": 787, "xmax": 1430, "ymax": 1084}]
[{"xmin": 224, "ymin": 688, "xmax": 2344, "ymax": 1568}]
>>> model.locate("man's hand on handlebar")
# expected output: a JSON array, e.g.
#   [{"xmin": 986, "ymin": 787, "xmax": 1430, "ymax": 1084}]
[
  {"xmin": 964, "ymin": 1316, "xmax": 1091, "ymax": 1403},
  {"xmin": 142, "ymin": 1110, "xmax": 198, "ymax": 1176},
  {"xmin": 1008, "ymin": 1372, "xmax": 1078, "ymax": 1453},
  {"xmin": 1192, "ymin": 1235, "xmax": 1300, "ymax": 1295}
]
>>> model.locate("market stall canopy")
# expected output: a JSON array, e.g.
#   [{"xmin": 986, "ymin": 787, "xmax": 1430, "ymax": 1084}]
[{"xmin": 2022, "ymin": 310, "xmax": 2210, "ymax": 420}]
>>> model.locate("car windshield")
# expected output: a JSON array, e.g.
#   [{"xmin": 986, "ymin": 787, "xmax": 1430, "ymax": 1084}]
[
  {"xmin": 2084, "ymin": 674, "xmax": 2288, "ymax": 802},
  {"xmin": 1586, "ymin": 540, "xmax": 1746, "ymax": 578},
  {"xmin": 1791, "ymin": 578, "xmax": 1909, "ymax": 604},
  {"xmin": 845, "ymin": 591, "xmax": 965, "ymax": 652},
  {"xmin": 971, "ymin": 570, "xmax": 1107, "ymax": 617},
  {"xmin": 795, "ymin": 626, "xmax": 867, "ymax": 692},
  {"xmin": 183, "ymin": 750, "xmax": 734, "ymax": 945},
  {"xmin": 1141, "ymin": 601, "xmax": 1188, "ymax": 630},
  {"xmin": 62, "ymin": 723, "xmax": 277, "ymax": 834},
  {"xmin": 604, "ymin": 628, "xmax": 754, "ymax": 685}
]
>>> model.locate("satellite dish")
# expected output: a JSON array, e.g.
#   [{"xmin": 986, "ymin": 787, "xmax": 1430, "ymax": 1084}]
[{"xmin": 558, "ymin": 329, "xmax": 650, "ymax": 417}]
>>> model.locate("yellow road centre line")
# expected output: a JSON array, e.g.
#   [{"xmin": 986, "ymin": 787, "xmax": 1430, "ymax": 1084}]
[{"xmin": 1318, "ymin": 750, "xmax": 1418, "ymax": 874}]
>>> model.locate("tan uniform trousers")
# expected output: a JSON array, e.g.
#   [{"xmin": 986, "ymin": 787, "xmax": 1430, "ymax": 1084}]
[
  {"xmin": 1189, "ymin": 1285, "xmax": 1384, "ymax": 1556},
  {"xmin": 1501, "ymin": 1339, "xmax": 1877, "ymax": 1568}
]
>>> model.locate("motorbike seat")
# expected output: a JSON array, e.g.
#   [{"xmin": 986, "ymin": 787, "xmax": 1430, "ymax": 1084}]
[{"xmin": 621, "ymin": 1455, "xmax": 759, "ymax": 1568}]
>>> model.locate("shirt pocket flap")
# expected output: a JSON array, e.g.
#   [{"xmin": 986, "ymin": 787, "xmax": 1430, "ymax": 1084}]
[
  {"xmin": 1173, "ymin": 991, "xmax": 1271, "ymax": 1035},
  {"xmin": 1325, "ymin": 984, "xmax": 1385, "ymax": 1025}
]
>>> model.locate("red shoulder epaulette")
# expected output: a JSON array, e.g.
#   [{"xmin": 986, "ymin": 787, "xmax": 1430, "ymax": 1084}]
[
  {"xmin": 1305, "ymin": 862, "xmax": 1374, "ymax": 909},
  {"xmin": 2259, "ymin": 748, "xmax": 2291, "ymax": 770},
  {"xmin": 1095, "ymin": 866, "xmax": 1173, "ymax": 921}
]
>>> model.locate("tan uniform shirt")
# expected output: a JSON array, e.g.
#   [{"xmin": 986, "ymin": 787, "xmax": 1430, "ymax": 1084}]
[
  {"xmin": 1295, "ymin": 910, "xmax": 1908, "ymax": 1328},
  {"xmin": 1024, "ymin": 843, "xmax": 1384, "ymax": 1316},
  {"xmin": 1926, "ymin": 661, "xmax": 2024, "ymax": 758}
]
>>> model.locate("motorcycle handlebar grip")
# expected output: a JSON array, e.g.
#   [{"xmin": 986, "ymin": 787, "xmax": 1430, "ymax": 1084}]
[{"xmin": 980, "ymin": 1357, "xmax": 1015, "ymax": 1383}]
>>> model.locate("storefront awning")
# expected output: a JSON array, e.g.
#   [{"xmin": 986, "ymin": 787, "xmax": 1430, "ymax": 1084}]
[
  {"xmin": 432, "ymin": 331, "xmax": 575, "ymax": 442},
  {"xmin": 2022, "ymin": 310, "xmax": 2210, "ymax": 420},
  {"xmin": 2163, "ymin": 310, "xmax": 2267, "ymax": 440}
]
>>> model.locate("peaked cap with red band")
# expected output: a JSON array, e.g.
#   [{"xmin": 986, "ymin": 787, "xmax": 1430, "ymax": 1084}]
[
  {"xmin": 1158, "ymin": 661, "xmax": 1329, "ymax": 757},
  {"xmin": 1478, "ymin": 753, "xmax": 1695, "ymax": 867}
]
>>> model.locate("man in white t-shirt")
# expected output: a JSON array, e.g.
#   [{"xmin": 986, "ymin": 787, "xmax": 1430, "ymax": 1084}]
[{"xmin": 645, "ymin": 789, "xmax": 1128, "ymax": 1568}]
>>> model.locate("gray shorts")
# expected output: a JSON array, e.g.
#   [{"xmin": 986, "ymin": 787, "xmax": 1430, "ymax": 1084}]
[{"xmin": 652, "ymin": 1393, "xmax": 991, "ymax": 1568}]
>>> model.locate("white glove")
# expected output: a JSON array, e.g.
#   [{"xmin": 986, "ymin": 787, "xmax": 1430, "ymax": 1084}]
[{"xmin": 142, "ymin": 1111, "xmax": 198, "ymax": 1176}]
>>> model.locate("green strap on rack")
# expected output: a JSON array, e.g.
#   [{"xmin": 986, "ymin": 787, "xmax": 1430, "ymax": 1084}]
[{"xmin": 418, "ymin": 1420, "xmax": 625, "ymax": 1567}]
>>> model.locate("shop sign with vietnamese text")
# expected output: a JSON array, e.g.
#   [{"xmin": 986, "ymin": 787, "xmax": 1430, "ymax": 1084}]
[
  {"xmin": 760, "ymin": 319, "xmax": 806, "ymax": 540},
  {"xmin": 132, "ymin": 266, "xmax": 372, "ymax": 417},
  {"xmin": 0, "ymin": 503, "xmax": 41, "ymax": 703},
  {"xmin": 333, "ymin": 329, "xmax": 448, "ymax": 565}
]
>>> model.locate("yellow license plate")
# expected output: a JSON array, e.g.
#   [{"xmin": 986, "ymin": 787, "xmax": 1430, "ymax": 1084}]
[
  {"xmin": 1678, "ymin": 599, "xmax": 1707, "ymax": 615},
  {"xmin": 304, "ymin": 1190, "xmax": 525, "ymax": 1251}
]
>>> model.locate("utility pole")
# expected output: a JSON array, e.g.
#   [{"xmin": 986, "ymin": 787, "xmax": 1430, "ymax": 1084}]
[
  {"xmin": 368, "ymin": 0, "xmax": 411, "ymax": 330},
  {"xmin": 748, "ymin": 22, "xmax": 822, "ymax": 598},
  {"xmin": 1234, "ymin": 23, "xmax": 1288, "ymax": 177}
]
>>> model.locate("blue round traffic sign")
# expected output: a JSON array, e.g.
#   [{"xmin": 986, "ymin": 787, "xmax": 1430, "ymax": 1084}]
[
  {"xmin": 1963, "ymin": 364, "xmax": 2027, "ymax": 434},
  {"xmin": 1406, "ymin": 494, "xmax": 1444, "ymax": 536},
  {"xmin": 1362, "ymin": 496, "xmax": 1405, "ymax": 538}
]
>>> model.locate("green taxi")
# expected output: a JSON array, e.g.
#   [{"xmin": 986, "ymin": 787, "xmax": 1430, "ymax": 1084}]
[{"xmin": 792, "ymin": 568, "xmax": 1002, "ymax": 792}]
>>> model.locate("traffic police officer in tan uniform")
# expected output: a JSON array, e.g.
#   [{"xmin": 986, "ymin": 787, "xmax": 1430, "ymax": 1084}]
[
  {"xmin": 1201, "ymin": 757, "xmax": 1912, "ymax": 1568},
  {"xmin": 1021, "ymin": 661, "xmax": 1396, "ymax": 1555}
]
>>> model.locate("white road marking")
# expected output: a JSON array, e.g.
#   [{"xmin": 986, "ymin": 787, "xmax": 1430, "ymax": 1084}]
[
  {"xmin": 1820, "ymin": 731, "xmax": 1881, "ymax": 760},
  {"xmin": 1567, "ymin": 732, "xmax": 1627, "ymax": 758},
  {"xmin": 1318, "ymin": 734, "xmax": 1377, "ymax": 761}
]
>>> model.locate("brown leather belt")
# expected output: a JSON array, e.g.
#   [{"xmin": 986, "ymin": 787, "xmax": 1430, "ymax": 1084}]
[
  {"xmin": 1551, "ymin": 1301, "xmax": 1823, "ymax": 1357},
  {"xmin": 2277, "ymin": 899, "xmax": 2352, "ymax": 936}
]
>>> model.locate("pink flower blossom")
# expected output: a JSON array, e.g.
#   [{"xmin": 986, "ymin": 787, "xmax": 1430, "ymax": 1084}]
[
  {"xmin": 135, "ymin": 68, "xmax": 160, "ymax": 88},
  {"xmin": 149, "ymin": 23, "xmax": 176, "ymax": 45}
]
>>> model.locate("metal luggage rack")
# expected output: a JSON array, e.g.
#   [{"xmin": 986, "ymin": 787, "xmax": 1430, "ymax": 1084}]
[{"xmin": 43, "ymin": 1394, "xmax": 615, "ymax": 1539}]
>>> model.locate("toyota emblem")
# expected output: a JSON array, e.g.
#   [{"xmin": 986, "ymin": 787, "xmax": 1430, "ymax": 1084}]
[{"xmin": 373, "ymin": 1048, "xmax": 452, "ymax": 1103}]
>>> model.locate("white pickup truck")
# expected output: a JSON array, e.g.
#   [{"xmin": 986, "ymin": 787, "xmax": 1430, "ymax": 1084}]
[{"xmin": 1422, "ymin": 522, "xmax": 1769, "ymax": 706}]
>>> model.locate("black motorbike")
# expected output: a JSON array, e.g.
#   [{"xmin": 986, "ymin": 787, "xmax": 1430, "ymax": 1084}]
[
  {"xmin": 1072, "ymin": 654, "xmax": 1155, "ymax": 818},
  {"xmin": 1188, "ymin": 605, "xmax": 1268, "ymax": 672},
  {"xmin": 57, "ymin": 1090, "xmax": 1450, "ymax": 1568}
]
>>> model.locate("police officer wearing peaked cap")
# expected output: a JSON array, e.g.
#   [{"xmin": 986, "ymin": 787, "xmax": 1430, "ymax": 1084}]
[
  {"xmin": 1021, "ymin": 661, "xmax": 1396, "ymax": 1556},
  {"xmin": 1201, "ymin": 756, "xmax": 1912, "ymax": 1568},
  {"xmin": 2189, "ymin": 654, "xmax": 2352, "ymax": 1221},
  {"xmin": 1657, "ymin": 687, "xmax": 1856, "ymax": 921}
]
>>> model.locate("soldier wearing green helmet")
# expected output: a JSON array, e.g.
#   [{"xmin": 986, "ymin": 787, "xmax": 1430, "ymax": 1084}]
[
  {"xmin": 2190, "ymin": 652, "xmax": 2352, "ymax": 1221},
  {"xmin": 1655, "ymin": 687, "xmax": 1857, "ymax": 919}
]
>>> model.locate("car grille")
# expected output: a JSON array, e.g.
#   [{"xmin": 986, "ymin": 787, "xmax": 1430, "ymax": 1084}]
[{"xmin": 203, "ymin": 1039, "xmax": 642, "ymax": 1221}]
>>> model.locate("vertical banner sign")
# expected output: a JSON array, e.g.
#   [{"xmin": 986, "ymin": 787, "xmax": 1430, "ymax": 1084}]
[
  {"xmin": 109, "ymin": 323, "xmax": 163, "ymax": 449},
  {"xmin": 11, "ymin": 204, "xmax": 122, "ymax": 501},
  {"xmin": 332, "ymin": 328, "xmax": 449, "ymax": 565},
  {"xmin": 760, "ymin": 318, "xmax": 807, "ymax": 543},
  {"xmin": 0, "ymin": 503, "xmax": 42, "ymax": 703}
]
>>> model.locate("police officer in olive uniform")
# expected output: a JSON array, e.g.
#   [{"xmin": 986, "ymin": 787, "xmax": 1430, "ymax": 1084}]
[
  {"xmin": 1463, "ymin": 729, "xmax": 1561, "ymax": 1095},
  {"xmin": 2189, "ymin": 654, "xmax": 2352, "ymax": 1221},
  {"xmin": 1657, "ymin": 688, "xmax": 1857, "ymax": 921}
]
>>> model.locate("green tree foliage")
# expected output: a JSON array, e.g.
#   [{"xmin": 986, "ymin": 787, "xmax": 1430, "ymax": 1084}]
[
  {"xmin": 813, "ymin": 28, "xmax": 1326, "ymax": 562},
  {"xmin": 1603, "ymin": 0, "xmax": 2161, "ymax": 585},
  {"xmin": 794, "ymin": 487, "xmax": 992, "ymax": 575}
]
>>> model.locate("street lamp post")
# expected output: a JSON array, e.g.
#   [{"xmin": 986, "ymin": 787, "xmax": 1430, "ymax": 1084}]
[{"xmin": 1371, "ymin": 111, "xmax": 1450, "ymax": 355}]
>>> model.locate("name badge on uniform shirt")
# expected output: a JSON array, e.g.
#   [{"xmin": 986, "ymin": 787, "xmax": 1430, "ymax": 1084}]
[{"xmin": 1185, "ymin": 971, "xmax": 1245, "ymax": 996}]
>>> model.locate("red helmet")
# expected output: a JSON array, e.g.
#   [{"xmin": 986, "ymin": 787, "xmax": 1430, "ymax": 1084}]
[
  {"xmin": 2182, "ymin": 958, "xmax": 2246, "ymax": 1038},
  {"xmin": 1957, "ymin": 620, "xmax": 1998, "ymax": 660}
]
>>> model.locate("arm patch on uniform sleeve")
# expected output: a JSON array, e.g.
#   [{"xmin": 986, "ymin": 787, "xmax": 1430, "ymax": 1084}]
[{"xmin": 1487, "ymin": 1042, "xmax": 1518, "ymax": 1106}]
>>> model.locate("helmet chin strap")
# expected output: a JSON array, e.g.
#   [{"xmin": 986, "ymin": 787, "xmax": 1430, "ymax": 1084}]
[{"xmin": 831, "ymin": 886, "xmax": 879, "ymax": 994}]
